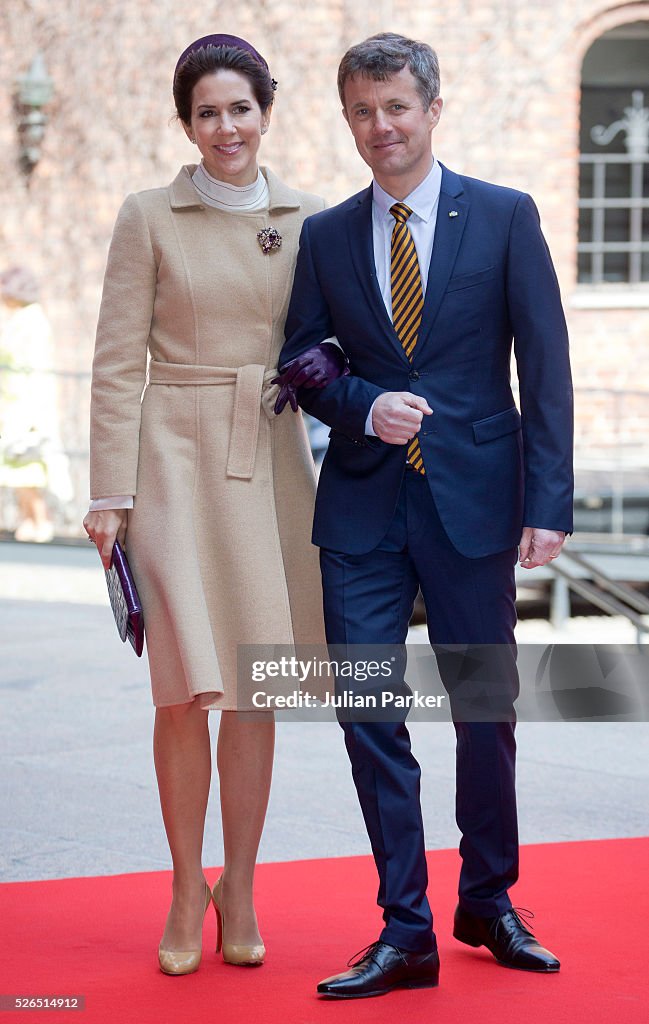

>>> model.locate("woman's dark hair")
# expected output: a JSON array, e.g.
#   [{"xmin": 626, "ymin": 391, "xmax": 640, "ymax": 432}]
[{"xmin": 173, "ymin": 45, "xmax": 276, "ymax": 124}]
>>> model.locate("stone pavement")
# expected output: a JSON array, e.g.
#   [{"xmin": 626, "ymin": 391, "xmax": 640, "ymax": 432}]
[{"xmin": 1, "ymin": 541, "xmax": 647, "ymax": 883}]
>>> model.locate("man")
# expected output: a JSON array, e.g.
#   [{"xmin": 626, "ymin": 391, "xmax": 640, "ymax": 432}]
[{"xmin": 278, "ymin": 32, "xmax": 573, "ymax": 999}]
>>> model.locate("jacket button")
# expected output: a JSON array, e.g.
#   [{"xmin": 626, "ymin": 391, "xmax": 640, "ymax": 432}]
[{"xmin": 409, "ymin": 370, "xmax": 420, "ymax": 382}]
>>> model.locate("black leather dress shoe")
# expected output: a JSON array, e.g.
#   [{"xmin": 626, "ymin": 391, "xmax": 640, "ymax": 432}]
[
  {"xmin": 317, "ymin": 940, "xmax": 440, "ymax": 999},
  {"xmin": 453, "ymin": 905, "xmax": 560, "ymax": 972}
]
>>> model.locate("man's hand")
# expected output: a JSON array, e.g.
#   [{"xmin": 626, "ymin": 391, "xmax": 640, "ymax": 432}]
[
  {"xmin": 519, "ymin": 527, "xmax": 566, "ymax": 569},
  {"xmin": 371, "ymin": 393, "xmax": 433, "ymax": 445},
  {"xmin": 83, "ymin": 509, "xmax": 128, "ymax": 570}
]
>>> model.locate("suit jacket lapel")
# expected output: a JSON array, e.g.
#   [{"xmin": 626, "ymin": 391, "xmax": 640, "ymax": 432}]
[
  {"xmin": 347, "ymin": 187, "xmax": 410, "ymax": 364},
  {"xmin": 416, "ymin": 165, "xmax": 468, "ymax": 354}
]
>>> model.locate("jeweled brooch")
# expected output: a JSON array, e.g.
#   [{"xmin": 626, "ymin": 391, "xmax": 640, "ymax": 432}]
[{"xmin": 257, "ymin": 227, "xmax": 282, "ymax": 254}]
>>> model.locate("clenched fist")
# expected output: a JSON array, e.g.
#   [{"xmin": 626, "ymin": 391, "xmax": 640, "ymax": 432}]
[{"xmin": 371, "ymin": 392, "xmax": 433, "ymax": 445}]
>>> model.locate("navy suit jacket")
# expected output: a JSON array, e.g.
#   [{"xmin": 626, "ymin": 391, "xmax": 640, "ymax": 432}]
[{"xmin": 280, "ymin": 164, "xmax": 574, "ymax": 558}]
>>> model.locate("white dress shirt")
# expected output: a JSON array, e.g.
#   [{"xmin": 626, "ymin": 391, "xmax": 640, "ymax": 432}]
[{"xmin": 364, "ymin": 158, "xmax": 442, "ymax": 435}]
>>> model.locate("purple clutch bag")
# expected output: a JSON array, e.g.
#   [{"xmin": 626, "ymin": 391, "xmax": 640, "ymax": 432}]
[{"xmin": 104, "ymin": 539, "xmax": 144, "ymax": 657}]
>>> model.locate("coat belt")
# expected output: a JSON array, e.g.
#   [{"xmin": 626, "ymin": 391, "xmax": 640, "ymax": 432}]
[{"xmin": 148, "ymin": 360, "xmax": 279, "ymax": 480}]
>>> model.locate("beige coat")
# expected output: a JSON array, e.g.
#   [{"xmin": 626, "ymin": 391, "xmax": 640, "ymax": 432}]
[{"xmin": 90, "ymin": 165, "xmax": 326, "ymax": 708}]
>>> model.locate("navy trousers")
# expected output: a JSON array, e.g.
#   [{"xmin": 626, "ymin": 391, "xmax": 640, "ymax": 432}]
[{"xmin": 320, "ymin": 469, "xmax": 520, "ymax": 953}]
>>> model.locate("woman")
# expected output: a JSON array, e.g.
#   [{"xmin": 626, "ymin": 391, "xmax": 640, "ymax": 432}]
[
  {"xmin": 83, "ymin": 34, "xmax": 343, "ymax": 976},
  {"xmin": 0, "ymin": 266, "xmax": 72, "ymax": 542}
]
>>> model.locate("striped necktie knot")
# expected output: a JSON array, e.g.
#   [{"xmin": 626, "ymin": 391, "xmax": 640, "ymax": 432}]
[{"xmin": 390, "ymin": 202, "xmax": 413, "ymax": 224}]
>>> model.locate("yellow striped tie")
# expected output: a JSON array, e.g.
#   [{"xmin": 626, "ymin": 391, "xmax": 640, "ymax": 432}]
[{"xmin": 390, "ymin": 202, "xmax": 425, "ymax": 474}]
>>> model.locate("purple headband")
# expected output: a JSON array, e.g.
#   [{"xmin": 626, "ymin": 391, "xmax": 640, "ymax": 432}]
[{"xmin": 174, "ymin": 34, "xmax": 270, "ymax": 82}]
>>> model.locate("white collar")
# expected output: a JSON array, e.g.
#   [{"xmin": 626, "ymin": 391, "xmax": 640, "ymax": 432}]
[
  {"xmin": 191, "ymin": 164, "xmax": 269, "ymax": 210},
  {"xmin": 372, "ymin": 159, "xmax": 442, "ymax": 223}
]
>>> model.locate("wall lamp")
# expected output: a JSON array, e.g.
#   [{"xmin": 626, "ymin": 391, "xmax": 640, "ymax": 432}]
[{"xmin": 14, "ymin": 53, "xmax": 54, "ymax": 176}]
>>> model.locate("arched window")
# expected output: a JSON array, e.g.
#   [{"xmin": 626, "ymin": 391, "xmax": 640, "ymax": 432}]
[{"xmin": 578, "ymin": 22, "xmax": 649, "ymax": 284}]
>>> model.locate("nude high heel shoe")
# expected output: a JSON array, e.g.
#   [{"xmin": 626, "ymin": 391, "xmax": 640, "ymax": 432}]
[
  {"xmin": 158, "ymin": 879, "xmax": 215, "ymax": 975},
  {"xmin": 212, "ymin": 877, "xmax": 265, "ymax": 966}
]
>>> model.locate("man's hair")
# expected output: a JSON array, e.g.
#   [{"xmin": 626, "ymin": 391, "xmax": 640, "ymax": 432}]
[{"xmin": 337, "ymin": 33, "xmax": 440, "ymax": 110}]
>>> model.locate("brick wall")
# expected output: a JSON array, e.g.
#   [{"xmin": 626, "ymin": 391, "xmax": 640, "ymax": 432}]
[{"xmin": 1, "ymin": 0, "xmax": 648, "ymax": 521}]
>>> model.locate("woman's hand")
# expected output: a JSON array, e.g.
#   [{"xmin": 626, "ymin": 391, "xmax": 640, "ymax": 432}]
[
  {"xmin": 272, "ymin": 342, "xmax": 350, "ymax": 415},
  {"xmin": 82, "ymin": 509, "xmax": 128, "ymax": 569}
]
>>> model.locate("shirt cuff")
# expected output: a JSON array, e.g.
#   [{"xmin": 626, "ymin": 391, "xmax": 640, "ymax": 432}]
[
  {"xmin": 365, "ymin": 398, "xmax": 379, "ymax": 436},
  {"xmin": 88, "ymin": 496, "xmax": 134, "ymax": 511}
]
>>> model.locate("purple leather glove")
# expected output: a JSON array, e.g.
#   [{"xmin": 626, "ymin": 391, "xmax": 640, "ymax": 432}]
[{"xmin": 272, "ymin": 342, "xmax": 350, "ymax": 415}]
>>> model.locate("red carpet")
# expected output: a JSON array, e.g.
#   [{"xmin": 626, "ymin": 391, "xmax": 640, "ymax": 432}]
[{"xmin": 1, "ymin": 838, "xmax": 647, "ymax": 1023}]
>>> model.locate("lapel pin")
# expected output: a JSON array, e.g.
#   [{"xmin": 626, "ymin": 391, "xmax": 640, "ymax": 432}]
[{"xmin": 449, "ymin": 210, "xmax": 459, "ymax": 218}]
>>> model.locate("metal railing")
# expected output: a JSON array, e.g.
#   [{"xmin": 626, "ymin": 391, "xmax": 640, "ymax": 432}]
[{"xmin": 550, "ymin": 544, "xmax": 649, "ymax": 643}]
